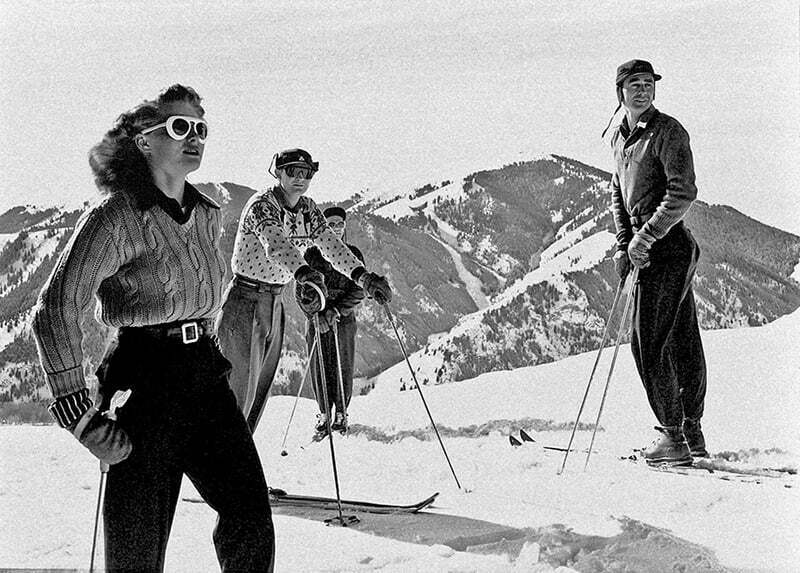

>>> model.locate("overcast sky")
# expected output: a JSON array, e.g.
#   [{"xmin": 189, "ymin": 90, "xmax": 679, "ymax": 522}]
[{"xmin": 1, "ymin": 0, "xmax": 798, "ymax": 233}]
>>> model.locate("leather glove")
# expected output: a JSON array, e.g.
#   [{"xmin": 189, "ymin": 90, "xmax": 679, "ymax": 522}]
[
  {"xmin": 322, "ymin": 307, "xmax": 340, "ymax": 329},
  {"xmin": 627, "ymin": 230, "xmax": 656, "ymax": 269},
  {"xmin": 612, "ymin": 250, "xmax": 631, "ymax": 279},
  {"xmin": 295, "ymin": 265, "xmax": 327, "ymax": 314},
  {"xmin": 359, "ymin": 272, "xmax": 392, "ymax": 304},
  {"xmin": 70, "ymin": 406, "xmax": 132, "ymax": 466}
]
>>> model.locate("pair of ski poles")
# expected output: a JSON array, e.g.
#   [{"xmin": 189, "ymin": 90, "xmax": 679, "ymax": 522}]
[
  {"xmin": 279, "ymin": 283, "xmax": 358, "ymax": 525},
  {"xmin": 558, "ymin": 267, "xmax": 639, "ymax": 474},
  {"xmin": 280, "ymin": 286, "xmax": 464, "ymax": 526}
]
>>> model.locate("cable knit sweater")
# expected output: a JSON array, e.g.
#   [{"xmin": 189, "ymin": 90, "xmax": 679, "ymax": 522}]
[
  {"xmin": 32, "ymin": 182, "xmax": 227, "ymax": 399},
  {"xmin": 610, "ymin": 106, "xmax": 697, "ymax": 249},
  {"xmin": 231, "ymin": 186, "xmax": 365, "ymax": 284}
]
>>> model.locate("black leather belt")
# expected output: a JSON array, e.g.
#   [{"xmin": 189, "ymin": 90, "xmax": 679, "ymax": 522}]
[
  {"xmin": 630, "ymin": 213, "xmax": 654, "ymax": 228},
  {"xmin": 234, "ymin": 274, "xmax": 285, "ymax": 294},
  {"xmin": 123, "ymin": 318, "xmax": 213, "ymax": 344}
]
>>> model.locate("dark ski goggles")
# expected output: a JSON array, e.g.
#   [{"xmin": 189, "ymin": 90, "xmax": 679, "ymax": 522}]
[
  {"xmin": 284, "ymin": 165, "xmax": 315, "ymax": 180},
  {"xmin": 141, "ymin": 115, "xmax": 208, "ymax": 143}
]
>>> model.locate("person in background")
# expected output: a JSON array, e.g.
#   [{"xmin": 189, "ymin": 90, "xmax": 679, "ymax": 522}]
[
  {"xmin": 298, "ymin": 206, "xmax": 366, "ymax": 439},
  {"xmin": 32, "ymin": 85, "xmax": 274, "ymax": 571},
  {"xmin": 216, "ymin": 148, "xmax": 392, "ymax": 433},
  {"xmin": 606, "ymin": 59, "xmax": 708, "ymax": 466}
]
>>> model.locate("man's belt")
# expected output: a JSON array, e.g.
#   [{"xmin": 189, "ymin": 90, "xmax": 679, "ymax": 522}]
[
  {"xmin": 630, "ymin": 213, "xmax": 654, "ymax": 229},
  {"xmin": 123, "ymin": 318, "xmax": 213, "ymax": 344},
  {"xmin": 233, "ymin": 274, "xmax": 285, "ymax": 294}
]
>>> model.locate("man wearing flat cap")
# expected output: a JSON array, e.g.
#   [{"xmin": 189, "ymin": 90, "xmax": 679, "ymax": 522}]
[
  {"xmin": 216, "ymin": 148, "xmax": 392, "ymax": 433},
  {"xmin": 607, "ymin": 60, "xmax": 708, "ymax": 466}
]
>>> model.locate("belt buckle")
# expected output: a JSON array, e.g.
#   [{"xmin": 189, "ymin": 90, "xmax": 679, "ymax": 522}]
[{"xmin": 181, "ymin": 322, "xmax": 200, "ymax": 344}]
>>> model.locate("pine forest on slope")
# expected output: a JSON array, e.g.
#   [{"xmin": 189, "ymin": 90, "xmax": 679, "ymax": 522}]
[{"xmin": 1, "ymin": 155, "xmax": 799, "ymax": 415}]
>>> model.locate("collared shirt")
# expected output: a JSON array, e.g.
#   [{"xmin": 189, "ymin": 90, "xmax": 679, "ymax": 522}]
[
  {"xmin": 133, "ymin": 180, "xmax": 217, "ymax": 224},
  {"xmin": 32, "ymin": 181, "xmax": 226, "ymax": 398},
  {"xmin": 230, "ymin": 186, "xmax": 365, "ymax": 285},
  {"xmin": 610, "ymin": 106, "xmax": 697, "ymax": 247}
]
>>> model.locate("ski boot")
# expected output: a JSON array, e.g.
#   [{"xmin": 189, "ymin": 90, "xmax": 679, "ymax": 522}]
[
  {"xmin": 312, "ymin": 412, "xmax": 329, "ymax": 442},
  {"xmin": 683, "ymin": 417, "xmax": 708, "ymax": 458},
  {"xmin": 642, "ymin": 426, "xmax": 692, "ymax": 466},
  {"xmin": 332, "ymin": 411, "xmax": 348, "ymax": 434}
]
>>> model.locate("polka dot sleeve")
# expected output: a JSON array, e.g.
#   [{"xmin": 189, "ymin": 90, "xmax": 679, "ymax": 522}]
[{"xmin": 306, "ymin": 200, "xmax": 365, "ymax": 278}]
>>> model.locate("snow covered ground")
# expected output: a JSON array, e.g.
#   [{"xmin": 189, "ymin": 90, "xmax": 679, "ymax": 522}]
[{"xmin": 2, "ymin": 310, "xmax": 798, "ymax": 572}]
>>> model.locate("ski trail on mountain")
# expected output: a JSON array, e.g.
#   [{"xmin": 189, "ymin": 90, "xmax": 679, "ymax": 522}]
[{"xmin": 428, "ymin": 233, "xmax": 490, "ymax": 310}]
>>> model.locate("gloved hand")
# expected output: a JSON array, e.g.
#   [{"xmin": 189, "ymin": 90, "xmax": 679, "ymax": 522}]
[
  {"xmin": 295, "ymin": 265, "xmax": 327, "ymax": 314},
  {"xmin": 70, "ymin": 406, "xmax": 132, "ymax": 466},
  {"xmin": 359, "ymin": 272, "xmax": 392, "ymax": 304},
  {"xmin": 322, "ymin": 307, "xmax": 340, "ymax": 329},
  {"xmin": 612, "ymin": 250, "xmax": 631, "ymax": 279},
  {"xmin": 627, "ymin": 230, "xmax": 656, "ymax": 269}
]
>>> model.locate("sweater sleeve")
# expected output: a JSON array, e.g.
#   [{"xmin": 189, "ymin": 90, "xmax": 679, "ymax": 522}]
[
  {"xmin": 611, "ymin": 172, "xmax": 633, "ymax": 250},
  {"xmin": 642, "ymin": 121, "xmax": 698, "ymax": 240},
  {"xmin": 248, "ymin": 197, "xmax": 309, "ymax": 276},
  {"xmin": 307, "ymin": 201, "xmax": 366, "ymax": 279},
  {"xmin": 332, "ymin": 245, "xmax": 366, "ymax": 313},
  {"xmin": 32, "ymin": 205, "xmax": 122, "ymax": 399}
]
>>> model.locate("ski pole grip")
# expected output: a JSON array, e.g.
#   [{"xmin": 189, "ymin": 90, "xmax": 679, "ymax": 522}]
[{"xmin": 307, "ymin": 281, "xmax": 326, "ymax": 312}]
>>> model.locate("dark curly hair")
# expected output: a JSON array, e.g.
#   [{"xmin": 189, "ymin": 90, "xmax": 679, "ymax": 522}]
[{"xmin": 88, "ymin": 84, "xmax": 205, "ymax": 194}]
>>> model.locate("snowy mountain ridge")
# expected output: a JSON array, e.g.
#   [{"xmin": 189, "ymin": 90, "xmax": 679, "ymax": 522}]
[{"xmin": 1, "ymin": 155, "xmax": 799, "ymax": 416}]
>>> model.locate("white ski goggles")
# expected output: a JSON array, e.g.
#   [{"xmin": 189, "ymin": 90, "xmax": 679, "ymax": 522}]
[{"xmin": 141, "ymin": 115, "xmax": 208, "ymax": 143}]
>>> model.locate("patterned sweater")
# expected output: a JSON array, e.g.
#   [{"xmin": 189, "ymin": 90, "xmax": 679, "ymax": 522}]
[
  {"xmin": 231, "ymin": 186, "xmax": 365, "ymax": 284},
  {"xmin": 610, "ymin": 106, "xmax": 697, "ymax": 248},
  {"xmin": 32, "ymin": 182, "xmax": 227, "ymax": 399}
]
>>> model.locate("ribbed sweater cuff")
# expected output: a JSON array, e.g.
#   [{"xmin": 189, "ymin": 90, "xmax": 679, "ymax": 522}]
[
  {"xmin": 46, "ymin": 366, "xmax": 87, "ymax": 399},
  {"xmin": 48, "ymin": 388, "xmax": 92, "ymax": 429},
  {"xmin": 643, "ymin": 212, "xmax": 684, "ymax": 241}
]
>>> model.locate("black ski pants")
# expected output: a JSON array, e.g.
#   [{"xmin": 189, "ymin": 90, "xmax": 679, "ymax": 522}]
[
  {"xmin": 306, "ymin": 314, "xmax": 357, "ymax": 414},
  {"xmin": 631, "ymin": 222, "xmax": 707, "ymax": 428},
  {"xmin": 97, "ymin": 328, "xmax": 275, "ymax": 572}
]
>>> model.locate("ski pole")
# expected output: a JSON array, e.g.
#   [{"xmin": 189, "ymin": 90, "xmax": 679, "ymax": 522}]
[
  {"xmin": 558, "ymin": 275, "xmax": 627, "ymax": 475},
  {"xmin": 89, "ymin": 463, "xmax": 108, "ymax": 573},
  {"xmin": 584, "ymin": 266, "xmax": 639, "ymax": 470},
  {"xmin": 313, "ymin": 312, "xmax": 357, "ymax": 526},
  {"xmin": 89, "ymin": 389, "xmax": 131, "ymax": 572},
  {"xmin": 383, "ymin": 304, "xmax": 462, "ymax": 490},
  {"xmin": 330, "ymin": 313, "xmax": 348, "ymax": 427},
  {"xmin": 279, "ymin": 336, "xmax": 318, "ymax": 456}
]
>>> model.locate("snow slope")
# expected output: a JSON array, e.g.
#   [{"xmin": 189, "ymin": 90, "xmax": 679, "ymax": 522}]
[
  {"xmin": 371, "ymin": 228, "xmax": 617, "ymax": 393},
  {"xmin": 1, "ymin": 310, "xmax": 798, "ymax": 572}
]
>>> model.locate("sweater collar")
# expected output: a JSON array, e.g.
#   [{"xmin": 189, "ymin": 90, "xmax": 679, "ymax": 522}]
[
  {"xmin": 132, "ymin": 179, "xmax": 211, "ymax": 223},
  {"xmin": 271, "ymin": 185, "xmax": 305, "ymax": 214},
  {"xmin": 621, "ymin": 105, "xmax": 658, "ymax": 138}
]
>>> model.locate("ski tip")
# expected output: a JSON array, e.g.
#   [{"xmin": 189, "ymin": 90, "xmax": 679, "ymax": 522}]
[
  {"xmin": 520, "ymin": 429, "xmax": 535, "ymax": 442},
  {"xmin": 509, "ymin": 435, "xmax": 522, "ymax": 447}
]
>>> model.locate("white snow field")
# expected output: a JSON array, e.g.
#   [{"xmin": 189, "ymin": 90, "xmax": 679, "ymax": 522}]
[{"xmin": 1, "ymin": 310, "xmax": 798, "ymax": 572}]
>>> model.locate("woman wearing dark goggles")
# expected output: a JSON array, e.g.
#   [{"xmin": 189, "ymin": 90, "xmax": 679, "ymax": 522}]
[{"xmin": 141, "ymin": 115, "xmax": 208, "ymax": 143}]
